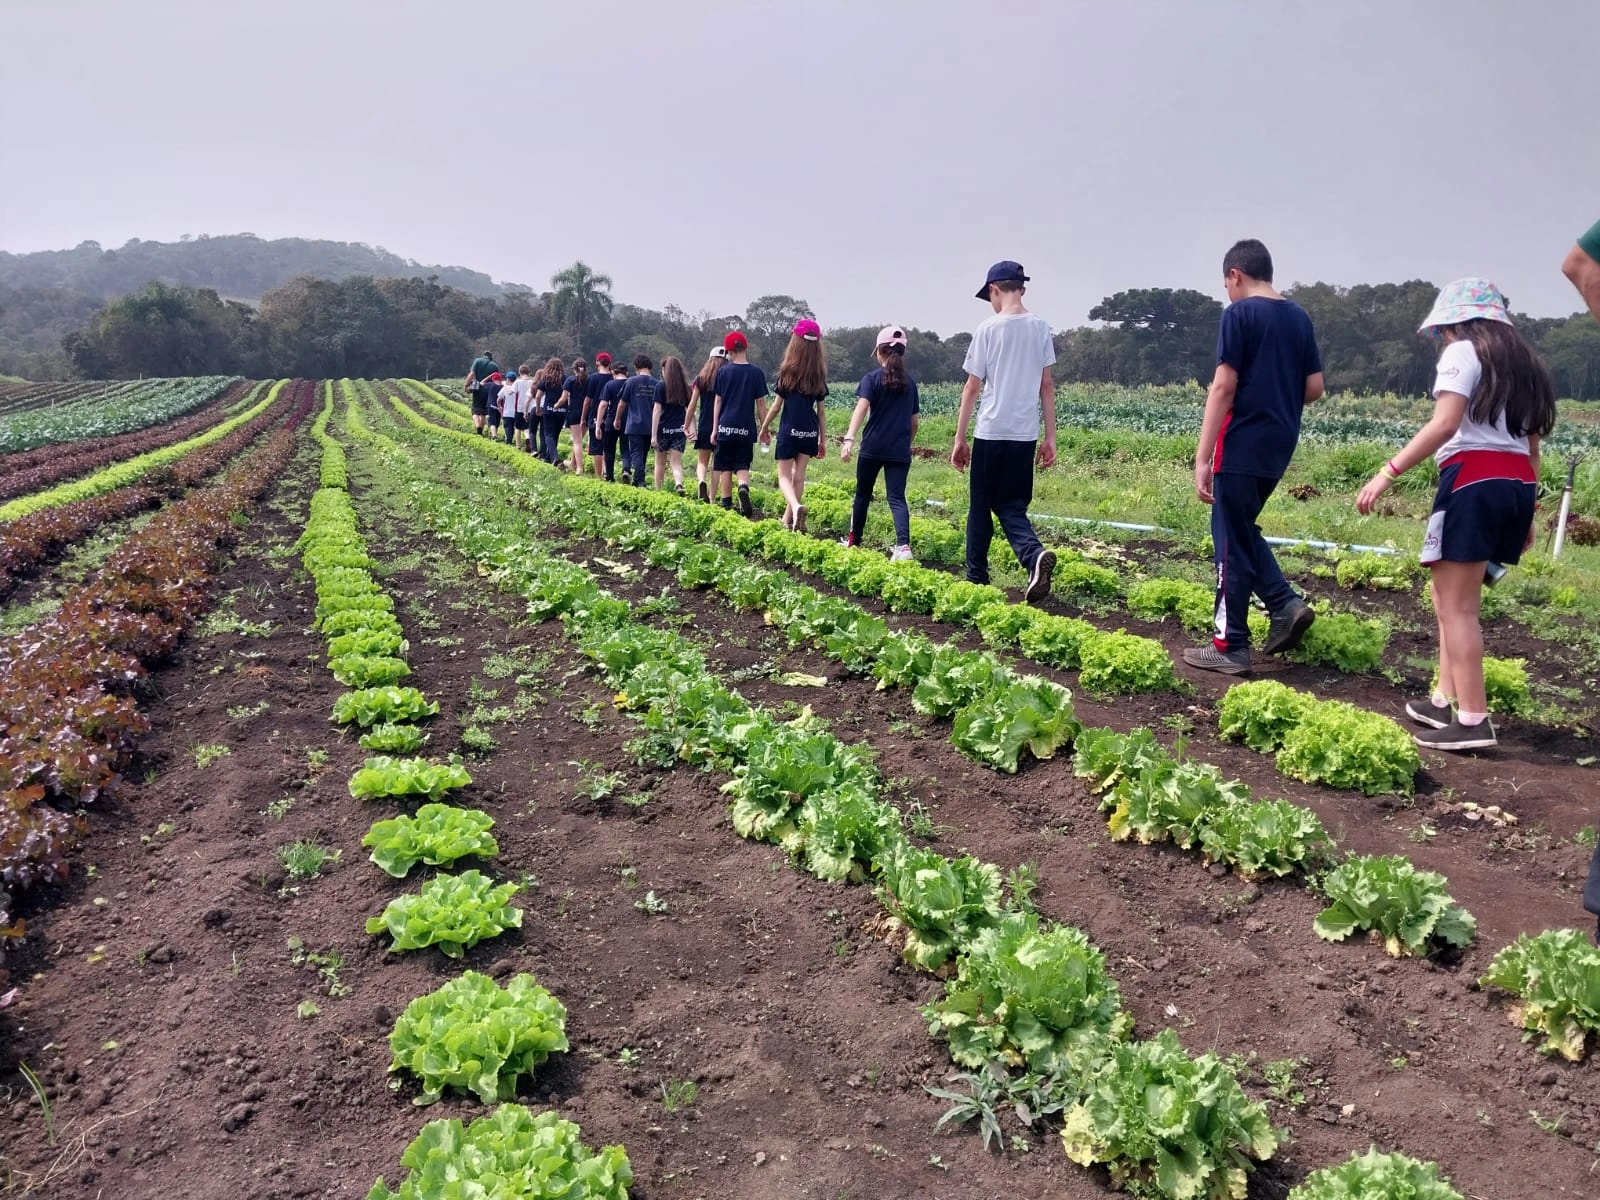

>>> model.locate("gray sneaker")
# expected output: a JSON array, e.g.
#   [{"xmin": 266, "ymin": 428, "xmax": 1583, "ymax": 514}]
[
  {"xmin": 1182, "ymin": 645, "xmax": 1253, "ymax": 675},
  {"xmin": 1024, "ymin": 550, "xmax": 1057, "ymax": 604},
  {"xmin": 1413, "ymin": 717, "xmax": 1496, "ymax": 751},
  {"xmin": 1404, "ymin": 695, "xmax": 1454, "ymax": 730},
  {"xmin": 1262, "ymin": 599, "xmax": 1315, "ymax": 656}
]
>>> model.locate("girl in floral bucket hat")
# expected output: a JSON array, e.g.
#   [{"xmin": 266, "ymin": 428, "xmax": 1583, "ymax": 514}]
[{"xmin": 1356, "ymin": 278, "xmax": 1557, "ymax": 752}]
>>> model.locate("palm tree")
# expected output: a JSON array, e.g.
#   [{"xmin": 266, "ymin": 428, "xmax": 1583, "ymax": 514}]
[{"xmin": 549, "ymin": 261, "xmax": 614, "ymax": 353}]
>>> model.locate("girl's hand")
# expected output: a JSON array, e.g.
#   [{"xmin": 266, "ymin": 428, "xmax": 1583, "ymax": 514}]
[
  {"xmin": 1355, "ymin": 473, "xmax": 1392, "ymax": 515},
  {"xmin": 839, "ymin": 438, "xmax": 853, "ymax": 464},
  {"xmin": 816, "ymin": 438, "xmax": 826, "ymax": 461}
]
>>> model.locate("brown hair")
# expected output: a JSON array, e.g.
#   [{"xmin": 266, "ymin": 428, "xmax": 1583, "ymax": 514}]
[
  {"xmin": 661, "ymin": 356, "xmax": 690, "ymax": 408},
  {"xmin": 570, "ymin": 359, "xmax": 588, "ymax": 382},
  {"xmin": 776, "ymin": 334, "xmax": 827, "ymax": 396},
  {"xmin": 877, "ymin": 343, "xmax": 908, "ymax": 391},
  {"xmin": 694, "ymin": 354, "xmax": 724, "ymax": 396},
  {"xmin": 535, "ymin": 357, "xmax": 564, "ymax": 391},
  {"xmin": 633, "ymin": 353, "xmax": 652, "ymax": 371},
  {"xmin": 1451, "ymin": 321, "xmax": 1557, "ymax": 438}
]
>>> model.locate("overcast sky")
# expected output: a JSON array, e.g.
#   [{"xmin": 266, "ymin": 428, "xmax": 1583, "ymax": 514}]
[{"xmin": 4, "ymin": 1, "xmax": 1597, "ymax": 333}]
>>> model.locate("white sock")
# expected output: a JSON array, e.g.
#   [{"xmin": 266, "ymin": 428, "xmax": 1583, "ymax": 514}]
[
  {"xmin": 1458, "ymin": 711, "xmax": 1488, "ymax": 727},
  {"xmin": 1431, "ymin": 690, "xmax": 1451, "ymax": 708}
]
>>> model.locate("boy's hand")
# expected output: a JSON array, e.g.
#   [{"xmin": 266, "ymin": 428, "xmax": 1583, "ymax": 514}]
[
  {"xmin": 815, "ymin": 438, "xmax": 825, "ymax": 461},
  {"xmin": 1194, "ymin": 461, "xmax": 1215, "ymax": 505},
  {"xmin": 951, "ymin": 439, "xmax": 970, "ymax": 472},
  {"xmin": 1355, "ymin": 472, "xmax": 1391, "ymax": 515},
  {"xmin": 1036, "ymin": 435, "xmax": 1057, "ymax": 469}
]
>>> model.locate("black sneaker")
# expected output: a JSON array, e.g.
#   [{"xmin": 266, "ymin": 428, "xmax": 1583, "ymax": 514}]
[
  {"xmin": 1024, "ymin": 550, "xmax": 1057, "ymax": 604},
  {"xmin": 738, "ymin": 486, "xmax": 753, "ymax": 518},
  {"xmin": 676, "ymin": 484, "xmax": 685, "ymax": 497},
  {"xmin": 1412, "ymin": 718, "xmax": 1497, "ymax": 752},
  {"xmin": 1181, "ymin": 645, "xmax": 1253, "ymax": 675},
  {"xmin": 697, "ymin": 481, "xmax": 709, "ymax": 502},
  {"xmin": 1262, "ymin": 599, "xmax": 1315, "ymax": 655},
  {"xmin": 1404, "ymin": 695, "xmax": 1454, "ymax": 730}
]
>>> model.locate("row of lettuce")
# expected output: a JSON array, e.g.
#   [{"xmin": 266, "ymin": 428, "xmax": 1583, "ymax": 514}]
[
  {"xmin": 0, "ymin": 381, "xmax": 313, "ymax": 975},
  {"xmin": 402, "ymin": 381, "xmax": 1495, "ymax": 796},
  {"xmin": 0, "ymin": 382, "xmax": 292, "ymax": 604},
  {"xmin": 0, "ymin": 375, "xmax": 241, "ymax": 455},
  {"xmin": 354, "ymin": 380, "xmax": 1490, "ymax": 1199},
  {"xmin": 302, "ymin": 383, "xmax": 631, "ymax": 1199}
]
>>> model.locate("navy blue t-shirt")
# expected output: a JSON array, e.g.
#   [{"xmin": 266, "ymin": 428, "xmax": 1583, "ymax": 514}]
[
  {"xmin": 1213, "ymin": 297, "xmax": 1322, "ymax": 479},
  {"xmin": 600, "ymin": 378, "xmax": 627, "ymax": 428},
  {"xmin": 713, "ymin": 363, "xmax": 768, "ymax": 440},
  {"xmin": 560, "ymin": 375, "xmax": 582, "ymax": 410},
  {"xmin": 584, "ymin": 371, "xmax": 610, "ymax": 421},
  {"xmin": 857, "ymin": 369, "xmax": 920, "ymax": 463},
  {"xmin": 655, "ymin": 390, "xmax": 688, "ymax": 436},
  {"xmin": 776, "ymin": 388, "xmax": 824, "ymax": 438},
  {"xmin": 620, "ymin": 374, "xmax": 659, "ymax": 436}
]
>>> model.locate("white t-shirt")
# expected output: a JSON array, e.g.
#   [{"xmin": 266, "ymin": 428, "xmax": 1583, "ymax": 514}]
[
  {"xmin": 507, "ymin": 377, "xmax": 533, "ymax": 417},
  {"xmin": 962, "ymin": 311, "xmax": 1056, "ymax": 441},
  {"xmin": 1432, "ymin": 339, "xmax": 1528, "ymax": 464}
]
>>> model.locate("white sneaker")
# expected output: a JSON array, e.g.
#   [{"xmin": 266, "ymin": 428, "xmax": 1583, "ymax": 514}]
[{"xmin": 890, "ymin": 545, "xmax": 915, "ymax": 563}]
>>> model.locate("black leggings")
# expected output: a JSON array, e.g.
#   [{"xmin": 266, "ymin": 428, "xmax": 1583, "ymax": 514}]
[{"xmin": 851, "ymin": 455, "xmax": 910, "ymax": 545}]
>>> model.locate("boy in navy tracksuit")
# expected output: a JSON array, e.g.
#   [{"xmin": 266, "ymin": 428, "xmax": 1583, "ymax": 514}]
[{"xmin": 1186, "ymin": 239, "xmax": 1324, "ymax": 675}]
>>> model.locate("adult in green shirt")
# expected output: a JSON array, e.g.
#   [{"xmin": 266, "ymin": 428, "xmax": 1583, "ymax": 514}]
[
  {"xmin": 1565, "ymin": 221, "xmax": 1600, "ymax": 942},
  {"xmin": 1563, "ymin": 221, "xmax": 1600, "ymax": 325},
  {"xmin": 465, "ymin": 348, "xmax": 500, "ymax": 436}
]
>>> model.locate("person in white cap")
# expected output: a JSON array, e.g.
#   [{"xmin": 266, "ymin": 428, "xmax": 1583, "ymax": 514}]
[
  {"xmin": 686, "ymin": 346, "xmax": 729, "ymax": 502},
  {"xmin": 1356, "ymin": 278, "xmax": 1556, "ymax": 752},
  {"xmin": 838, "ymin": 326, "xmax": 920, "ymax": 560},
  {"xmin": 953, "ymin": 260, "xmax": 1058, "ymax": 603}
]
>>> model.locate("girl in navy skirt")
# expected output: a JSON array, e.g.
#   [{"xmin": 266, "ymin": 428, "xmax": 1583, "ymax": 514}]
[
  {"xmin": 653, "ymin": 356, "xmax": 692, "ymax": 493},
  {"xmin": 560, "ymin": 359, "xmax": 588, "ymax": 473},
  {"xmin": 757, "ymin": 318, "xmax": 828, "ymax": 531},
  {"xmin": 687, "ymin": 346, "xmax": 727, "ymax": 502},
  {"xmin": 1357, "ymin": 278, "xmax": 1556, "ymax": 751}
]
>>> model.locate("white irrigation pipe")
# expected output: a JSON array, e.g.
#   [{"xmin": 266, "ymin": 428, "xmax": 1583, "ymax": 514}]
[
  {"xmin": 1551, "ymin": 456, "xmax": 1582, "ymax": 560},
  {"xmin": 918, "ymin": 499, "xmax": 1405, "ymax": 556}
]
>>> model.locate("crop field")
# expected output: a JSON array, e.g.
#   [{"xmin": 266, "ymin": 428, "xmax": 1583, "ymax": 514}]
[{"xmin": 1, "ymin": 377, "xmax": 1597, "ymax": 1199}]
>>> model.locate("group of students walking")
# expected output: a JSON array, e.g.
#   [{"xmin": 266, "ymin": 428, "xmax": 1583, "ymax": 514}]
[
  {"xmin": 464, "ymin": 233, "xmax": 1600, "ymax": 939},
  {"xmin": 463, "ymin": 259, "xmax": 1066, "ymax": 599}
]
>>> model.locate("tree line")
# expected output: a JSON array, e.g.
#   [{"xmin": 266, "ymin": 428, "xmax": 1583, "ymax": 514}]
[{"xmin": 12, "ymin": 260, "xmax": 1600, "ymax": 398}]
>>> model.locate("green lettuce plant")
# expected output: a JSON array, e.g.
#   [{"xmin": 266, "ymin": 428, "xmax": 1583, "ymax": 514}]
[
  {"xmin": 1313, "ymin": 854, "xmax": 1475, "ymax": 957},
  {"xmin": 366, "ymin": 870, "xmax": 522, "ymax": 957},
  {"xmin": 1479, "ymin": 927, "xmax": 1600, "ymax": 1060},
  {"xmin": 388, "ymin": 971, "xmax": 568, "ymax": 1104},
  {"xmin": 364, "ymin": 803, "xmax": 498, "ymax": 877},
  {"xmin": 1285, "ymin": 1147, "xmax": 1463, "ymax": 1200},
  {"xmin": 368, "ymin": 1105, "xmax": 632, "ymax": 1200}
]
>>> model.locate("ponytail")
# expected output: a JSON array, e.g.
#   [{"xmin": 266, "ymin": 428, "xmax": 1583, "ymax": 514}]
[{"xmin": 879, "ymin": 344, "xmax": 907, "ymax": 391}]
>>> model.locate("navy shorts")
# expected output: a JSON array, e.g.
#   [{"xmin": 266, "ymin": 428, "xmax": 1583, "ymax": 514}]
[
  {"xmin": 1421, "ymin": 451, "xmax": 1537, "ymax": 567},
  {"xmin": 713, "ymin": 437, "xmax": 754, "ymax": 473},
  {"xmin": 470, "ymin": 393, "xmax": 489, "ymax": 417},
  {"xmin": 486, "ymin": 407, "xmax": 501, "ymax": 428},
  {"xmin": 513, "ymin": 413, "xmax": 529, "ymax": 431},
  {"xmin": 658, "ymin": 428, "xmax": 687, "ymax": 453},
  {"xmin": 587, "ymin": 427, "xmax": 605, "ymax": 455},
  {"xmin": 776, "ymin": 430, "xmax": 818, "ymax": 461},
  {"xmin": 565, "ymin": 405, "xmax": 583, "ymax": 428}
]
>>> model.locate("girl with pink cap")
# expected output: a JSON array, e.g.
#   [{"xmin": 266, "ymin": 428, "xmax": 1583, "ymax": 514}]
[
  {"xmin": 1356, "ymin": 278, "xmax": 1557, "ymax": 752},
  {"xmin": 758, "ymin": 318, "xmax": 829, "ymax": 530},
  {"xmin": 838, "ymin": 326, "xmax": 920, "ymax": 561}
]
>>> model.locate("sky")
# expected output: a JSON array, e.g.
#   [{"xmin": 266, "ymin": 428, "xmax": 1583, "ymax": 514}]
[{"xmin": 3, "ymin": 1, "xmax": 1598, "ymax": 334}]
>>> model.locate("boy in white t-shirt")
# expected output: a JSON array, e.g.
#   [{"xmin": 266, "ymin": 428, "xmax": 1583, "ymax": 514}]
[{"xmin": 952, "ymin": 261, "xmax": 1059, "ymax": 603}]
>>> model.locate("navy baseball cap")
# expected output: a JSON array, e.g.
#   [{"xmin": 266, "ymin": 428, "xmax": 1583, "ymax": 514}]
[{"xmin": 976, "ymin": 260, "xmax": 1030, "ymax": 299}]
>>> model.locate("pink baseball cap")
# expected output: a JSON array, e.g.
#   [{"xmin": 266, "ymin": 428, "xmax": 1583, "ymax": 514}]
[
  {"xmin": 792, "ymin": 318, "xmax": 821, "ymax": 342},
  {"xmin": 875, "ymin": 326, "xmax": 907, "ymax": 349}
]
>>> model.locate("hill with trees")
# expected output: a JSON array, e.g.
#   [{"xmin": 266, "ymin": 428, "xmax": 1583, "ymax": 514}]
[{"xmin": 5, "ymin": 234, "xmax": 1600, "ymax": 397}]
